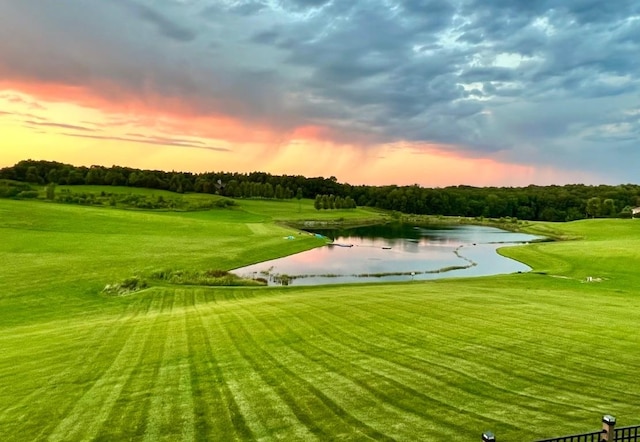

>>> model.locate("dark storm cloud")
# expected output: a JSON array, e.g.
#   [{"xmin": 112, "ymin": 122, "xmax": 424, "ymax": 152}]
[
  {"xmin": 1, "ymin": 0, "xmax": 640, "ymax": 182},
  {"xmin": 113, "ymin": 0, "xmax": 198, "ymax": 42}
]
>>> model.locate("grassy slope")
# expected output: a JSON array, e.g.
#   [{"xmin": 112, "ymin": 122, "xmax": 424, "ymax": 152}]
[
  {"xmin": 1, "ymin": 196, "xmax": 639, "ymax": 441},
  {"xmin": 504, "ymin": 218, "xmax": 640, "ymax": 283}
]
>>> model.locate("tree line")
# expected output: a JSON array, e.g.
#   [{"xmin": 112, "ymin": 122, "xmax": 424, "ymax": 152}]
[
  {"xmin": 2, "ymin": 159, "xmax": 640, "ymax": 221},
  {"xmin": 314, "ymin": 194, "xmax": 357, "ymax": 210}
]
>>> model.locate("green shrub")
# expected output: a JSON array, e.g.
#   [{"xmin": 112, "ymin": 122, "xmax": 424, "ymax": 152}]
[
  {"xmin": 215, "ymin": 198, "xmax": 236, "ymax": 208},
  {"xmin": 102, "ymin": 276, "xmax": 148, "ymax": 296},
  {"xmin": 0, "ymin": 181, "xmax": 34, "ymax": 198},
  {"xmin": 149, "ymin": 268, "xmax": 265, "ymax": 287},
  {"xmin": 16, "ymin": 190, "xmax": 39, "ymax": 199}
]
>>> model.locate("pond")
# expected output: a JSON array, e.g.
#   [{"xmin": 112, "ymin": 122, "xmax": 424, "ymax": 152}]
[{"xmin": 232, "ymin": 223, "xmax": 543, "ymax": 286}]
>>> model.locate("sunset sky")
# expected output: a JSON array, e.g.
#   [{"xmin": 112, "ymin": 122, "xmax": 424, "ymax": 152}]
[{"xmin": 1, "ymin": 1, "xmax": 639, "ymax": 187}]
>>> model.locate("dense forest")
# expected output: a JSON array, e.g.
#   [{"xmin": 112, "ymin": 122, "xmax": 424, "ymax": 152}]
[{"xmin": 2, "ymin": 159, "xmax": 640, "ymax": 221}]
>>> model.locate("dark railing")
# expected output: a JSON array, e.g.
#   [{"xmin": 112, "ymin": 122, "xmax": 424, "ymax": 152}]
[
  {"xmin": 482, "ymin": 415, "xmax": 640, "ymax": 442},
  {"xmin": 616, "ymin": 425, "xmax": 640, "ymax": 442},
  {"xmin": 535, "ymin": 430, "xmax": 603, "ymax": 442}
]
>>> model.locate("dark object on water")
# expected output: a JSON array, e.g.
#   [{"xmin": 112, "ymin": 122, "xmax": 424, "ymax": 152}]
[
  {"xmin": 382, "ymin": 246, "xmax": 391, "ymax": 250},
  {"xmin": 329, "ymin": 243, "xmax": 353, "ymax": 247}
]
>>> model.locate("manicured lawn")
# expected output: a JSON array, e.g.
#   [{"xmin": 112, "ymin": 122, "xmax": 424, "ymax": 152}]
[
  {"xmin": 1, "ymin": 197, "xmax": 639, "ymax": 441},
  {"xmin": 237, "ymin": 197, "xmax": 384, "ymax": 222}
]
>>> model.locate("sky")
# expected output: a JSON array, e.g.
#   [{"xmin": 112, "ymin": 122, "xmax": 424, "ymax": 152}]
[{"xmin": 1, "ymin": 0, "xmax": 639, "ymax": 187}]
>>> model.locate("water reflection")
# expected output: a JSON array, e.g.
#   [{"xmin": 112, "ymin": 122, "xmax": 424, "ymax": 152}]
[{"xmin": 232, "ymin": 224, "xmax": 542, "ymax": 286}]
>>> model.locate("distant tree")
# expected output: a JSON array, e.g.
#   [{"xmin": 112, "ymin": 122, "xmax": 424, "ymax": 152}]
[
  {"xmin": 321, "ymin": 194, "xmax": 329, "ymax": 210},
  {"xmin": 483, "ymin": 194, "xmax": 507, "ymax": 218},
  {"xmin": 67, "ymin": 170, "xmax": 86, "ymax": 185},
  {"xmin": 105, "ymin": 170, "xmax": 126, "ymax": 186},
  {"xmin": 236, "ymin": 181, "xmax": 247, "ymax": 197},
  {"xmin": 26, "ymin": 166, "xmax": 40, "ymax": 184},
  {"xmin": 45, "ymin": 183, "xmax": 56, "ymax": 200},
  {"xmin": 197, "ymin": 178, "xmax": 213, "ymax": 194},
  {"xmin": 296, "ymin": 187, "xmax": 303, "ymax": 212},
  {"xmin": 540, "ymin": 207, "xmax": 562, "ymax": 222},
  {"xmin": 169, "ymin": 174, "xmax": 182, "ymax": 193},
  {"xmin": 264, "ymin": 183, "xmax": 274, "ymax": 199},
  {"xmin": 47, "ymin": 169, "xmax": 59, "ymax": 184},
  {"xmin": 602, "ymin": 198, "xmax": 616, "ymax": 217},
  {"xmin": 128, "ymin": 172, "xmax": 140, "ymax": 187},
  {"xmin": 586, "ymin": 197, "xmax": 601, "ymax": 218},
  {"xmin": 250, "ymin": 182, "xmax": 260, "ymax": 197},
  {"xmin": 85, "ymin": 167, "xmax": 104, "ymax": 185},
  {"xmin": 227, "ymin": 180, "xmax": 241, "ymax": 198},
  {"xmin": 565, "ymin": 207, "xmax": 583, "ymax": 221},
  {"xmin": 344, "ymin": 196, "xmax": 356, "ymax": 209},
  {"xmin": 314, "ymin": 194, "xmax": 322, "ymax": 211}
]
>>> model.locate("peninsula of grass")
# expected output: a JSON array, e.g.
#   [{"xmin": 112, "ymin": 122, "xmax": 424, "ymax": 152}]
[{"xmin": 1, "ymin": 189, "xmax": 639, "ymax": 441}]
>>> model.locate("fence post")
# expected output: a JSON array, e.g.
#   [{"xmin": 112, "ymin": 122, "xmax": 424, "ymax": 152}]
[
  {"xmin": 602, "ymin": 415, "xmax": 616, "ymax": 442},
  {"xmin": 482, "ymin": 431, "xmax": 496, "ymax": 442}
]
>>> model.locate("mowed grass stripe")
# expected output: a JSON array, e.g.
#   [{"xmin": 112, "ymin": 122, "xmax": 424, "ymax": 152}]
[
  {"xmin": 206, "ymin": 304, "xmax": 320, "ymax": 441},
  {"xmin": 46, "ymin": 294, "xmax": 165, "ymax": 441},
  {"xmin": 93, "ymin": 290, "xmax": 188, "ymax": 441},
  {"xmin": 308, "ymin": 286, "xmax": 634, "ymax": 424},
  {"xmin": 305, "ymin": 286, "xmax": 633, "ymax": 400},
  {"xmin": 348, "ymin": 292, "xmax": 618, "ymax": 403},
  {"xmin": 194, "ymin": 289, "xmax": 316, "ymax": 441},
  {"xmin": 189, "ymin": 289, "xmax": 255, "ymax": 441},
  {"xmin": 0, "ymin": 313, "xmax": 133, "ymax": 414},
  {"xmin": 283, "ymin": 294, "xmax": 598, "ymax": 435},
  {"xmin": 370, "ymin": 296, "xmax": 620, "ymax": 412},
  {"xmin": 385, "ymin": 289, "xmax": 640, "ymax": 402},
  {"xmin": 395, "ymin": 284, "xmax": 640, "ymax": 357},
  {"xmin": 0, "ymin": 300, "xmax": 150, "ymax": 440},
  {"xmin": 233, "ymin": 295, "xmax": 472, "ymax": 440},
  {"xmin": 143, "ymin": 290, "xmax": 196, "ymax": 442},
  {"xmin": 252, "ymin": 295, "xmax": 528, "ymax": 436},
  {"xmin": 91, "ymin": 301, "xmax": 169, "ymax": 440},
  {"xmin": 210, "ymin": 301, "xmax": 390, "ymax": 441},
  {"xmin": 203, "ymin": 310, "xmax": 290, "ymax": 442},
  {"xmin": 225, "ymin": 298, "xmax": 398, "ymax": 440}
]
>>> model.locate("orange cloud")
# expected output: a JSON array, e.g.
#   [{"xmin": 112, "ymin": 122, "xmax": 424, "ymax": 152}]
[
  {"xmin": 0, "ymin": 78, "xmax": 591, "ymax": 187},
  {"xmin": 0, "ymin": 78, "xmax": 285, "ymax": 145}
]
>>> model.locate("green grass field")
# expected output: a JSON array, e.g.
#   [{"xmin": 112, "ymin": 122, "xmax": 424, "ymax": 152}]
[{"xmin": 1, "ymin": 194, "xmax": 639, "ymax": 441}]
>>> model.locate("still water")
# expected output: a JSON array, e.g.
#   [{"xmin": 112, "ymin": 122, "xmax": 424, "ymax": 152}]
[{"xmin": 232, "ymin": 224, "xmax": 543, "ymax": 286}]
